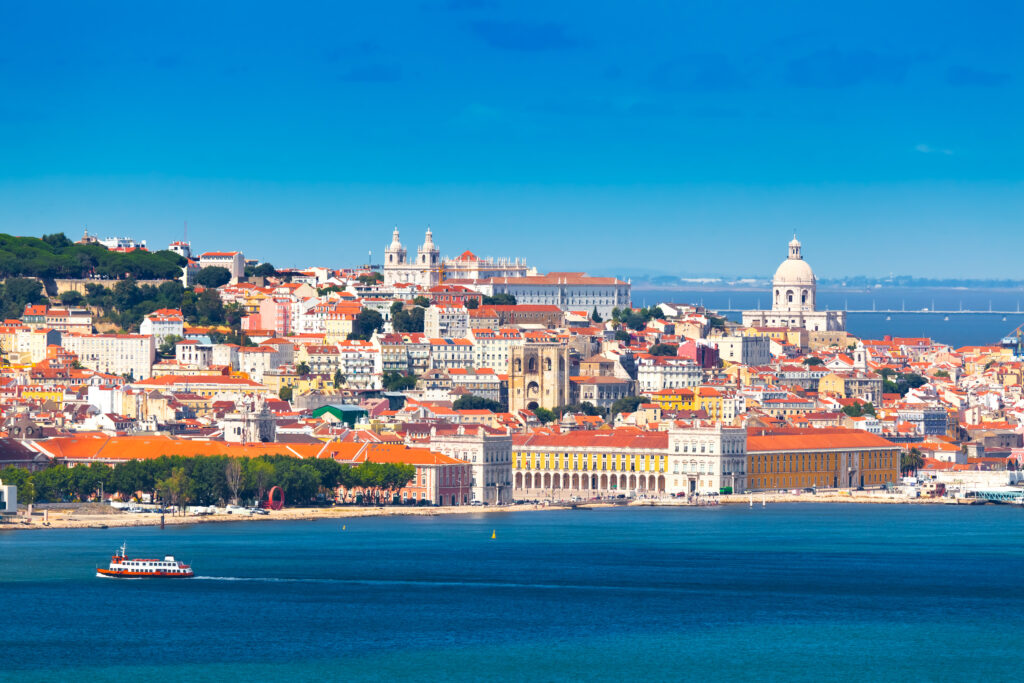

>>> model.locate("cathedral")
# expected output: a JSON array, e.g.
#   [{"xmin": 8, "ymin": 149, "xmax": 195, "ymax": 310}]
[
  {"xmin": 382, "ymin": 226, "xmax": 535, "ymax": 287},
  {"xmin": 742, "ymin": 237, "xmax": 846, "ymax": 332}
]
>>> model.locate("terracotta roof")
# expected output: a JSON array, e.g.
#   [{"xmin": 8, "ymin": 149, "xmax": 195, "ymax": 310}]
[{"xmin": 746, "ymin": 427, "xmax": 898, "ymax": 453}]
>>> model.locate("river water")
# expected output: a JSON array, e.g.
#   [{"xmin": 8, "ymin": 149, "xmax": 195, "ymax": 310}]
[
  {"xmin": 633, "ymin": 287, "xmax": 1024, "ymax": 347},
  {"xmin": 2, "ymin": 505, "xmax": 1023, "ymax": 681}
]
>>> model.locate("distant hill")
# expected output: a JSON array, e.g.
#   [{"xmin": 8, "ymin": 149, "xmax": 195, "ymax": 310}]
[{"xmin": 0, "ymin": 233, "xmax": 185, "ymax": 280}]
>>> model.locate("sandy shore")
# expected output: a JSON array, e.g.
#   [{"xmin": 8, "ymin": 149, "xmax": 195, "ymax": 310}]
[
  {"xmin": 0, "ymin": 503, "xmax": 567, "ymax": 531},
  {"xmin": 1, "ymin": 494, "xmax": 984, "ymax": 531}
]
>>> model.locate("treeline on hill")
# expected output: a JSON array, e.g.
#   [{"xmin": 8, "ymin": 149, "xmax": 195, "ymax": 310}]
[
  {"xmin": 0, "ymin": 456, "xmax": 416, "ymax": 507},
  {"xmin": 0, "ymin": 233, "xmax": 185, "ymax": 280},
  {"xmin": 76, "ymin": 278, "xmax": 245, "ymax": 333}
]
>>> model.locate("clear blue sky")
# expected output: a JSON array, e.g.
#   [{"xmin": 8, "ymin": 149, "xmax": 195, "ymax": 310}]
[{"xmin": 0, "ymin": 1, "xmax": 1020, "ymax": 278}]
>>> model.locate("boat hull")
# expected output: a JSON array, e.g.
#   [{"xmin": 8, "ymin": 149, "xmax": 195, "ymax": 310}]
[{"xmin": 96, "ymin": 569, "xmax": 193, "ymax": 578}]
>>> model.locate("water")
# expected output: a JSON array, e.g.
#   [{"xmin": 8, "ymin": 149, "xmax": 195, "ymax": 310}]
[
  {"xmin": 2, "ymin": 505, "xmax": 1023, "ymax": 681},
  {"xmin": 634, "ymin": 287, "xmax": 1024, "ymax": 347}
]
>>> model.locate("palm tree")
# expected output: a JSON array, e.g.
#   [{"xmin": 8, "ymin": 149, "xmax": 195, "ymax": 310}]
[
  {"xmin": 295, "ymin": 361, "xmax": 311, "ymax": 376},
  {"xmin": 901, "ymin": 447, "xmax": 924, "ymax": 476}
]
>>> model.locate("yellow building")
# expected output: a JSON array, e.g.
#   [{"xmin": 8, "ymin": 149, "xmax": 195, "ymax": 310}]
[
  {"xmin": 746, "ymin": 428, "xmax": 900, "ymax": 490},
  {"xmin": 512, "ymin": 429, "xmax": 670, "ymax": 495},
  {"xmin": 22, "ymin": 386, "xmax": 65, "ymax": 407},
  {"xmin": 646, "ymin": 388, "xmax": 695, "ymax": 411}
]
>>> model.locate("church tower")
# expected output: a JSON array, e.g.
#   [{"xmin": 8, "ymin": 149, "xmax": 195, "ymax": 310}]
[
  {"xmin": 417, "ymin": 226, "xmax": 441, "ymax": 286},
  {"xmin": 385, "ymin": 226, "xmax": 406, "ymax": 267}
]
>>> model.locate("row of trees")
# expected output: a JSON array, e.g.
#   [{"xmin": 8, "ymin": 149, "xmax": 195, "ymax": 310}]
[
  {"xmin": 0, "ymin": 233, "xmax": 185, "ymax": 280},
  {"xmin": 0, "ymin": 456, "xmax": 416, "ymax": 507}
]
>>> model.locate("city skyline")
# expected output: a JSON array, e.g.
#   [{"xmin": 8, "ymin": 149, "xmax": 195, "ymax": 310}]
[{"xmin": 0, "ymin": 1, "xmax": 1020, "ymax": 277}]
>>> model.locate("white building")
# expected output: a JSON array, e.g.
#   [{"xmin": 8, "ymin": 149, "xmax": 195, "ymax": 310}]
[
  {"xmin": 468, "ymin": 272, "xmax": 631, "ymax": 319},
  {"xmin": 336, "ymin": 340, "xmax": 381, "ymax": 390},
  {"xmin": 199, "ymin": 251, "xmax": 246, "ymax": 283},
  {"xmin": 175, "ymin": 340, "xmax": 213, "ymax": 367},
  {"xmin": 426, "ymin": 425, "xmax": 513, "ymax": 505},
  {"xmin": 467, "ymin": 328, "xmax": 521, "ymax": 372},
  {"xmin": 714, "ymin": 335, "xmax": 771, "ymax": 367},
  {"xmin": 237, "ymin": 346, "xmax": 280, "ymax": 384},
  {"xmin": 429, "ymin": 338, "xmax": 474, "ymax": 371},
  {"xmin": 383, "ymin": 226, "xmax": 440, "ymax": 288},
  {"xmin": 0, "ymin": 478, "xmax": 17, "ymax": 518},
  {"xmin": 742, "ymin": 237, "xmax": 846, "ymax": 332},
  {"xmin": 168, "ymin": 241, "xmax": 192, "ymax": 259},
  {"xmin": 667, "ymin": 424, "xmax": 747, "ymax": 495},
  {"xmin": 212, "ymin": 343, "xmax": 240, "ymax": 370},
  {"xmin": 61, "ymin": 334, "xmax": 155, "ymax": 379},
  {"xmin": 383, "ymin": 225, "xmax": 533, "ymax": 288},
  {"xmin": 636, "ymin": 356, "xmax": 703, "ymax": 392},
  {"xmin": 424, "ymin": 304, "xmax": 469, "ymax": 339},
  {"xmin": 15, "ymin": 328, "xmax": 61, "ymax": 364},
  {"xmin": 139, "ymin": 309, "xmax": 185, "ymax": 347}
]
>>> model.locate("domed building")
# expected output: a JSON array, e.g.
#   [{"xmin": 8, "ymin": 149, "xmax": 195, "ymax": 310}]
[{"xmin": 742, "ymin": 237, "xmax": 845, "ymax": 332}]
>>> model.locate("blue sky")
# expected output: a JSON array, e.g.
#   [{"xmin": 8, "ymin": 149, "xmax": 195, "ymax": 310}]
[{"xmin": 0, "ymin": 1, "xmax": 1020, "ymax": 278}]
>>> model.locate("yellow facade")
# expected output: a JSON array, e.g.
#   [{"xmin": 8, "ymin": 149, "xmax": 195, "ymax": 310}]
[
  {"xmin": 22, "ymin": 387, "xmax": 65, "ymax": 406},
  {"xmin": 513, "ymin": 449, "xmax": 668, "ymax": 474},
  {"xmin": 647, "ymin": 390, "xmax": 694, "ymax": 411},
  {"xmin": 747, "ymin": 447, "xmax": 899, "ymax": 491}
]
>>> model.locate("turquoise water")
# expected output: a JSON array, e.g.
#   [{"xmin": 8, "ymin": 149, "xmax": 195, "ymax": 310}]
[{"xmin": 2, "ymin": 505, "xmax": 1023, "ymax": 681}]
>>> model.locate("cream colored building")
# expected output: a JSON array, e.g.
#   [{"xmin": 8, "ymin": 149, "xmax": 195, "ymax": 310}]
[
  {"xmin": 61, "ymin": 333, "xmax": 155, "ymax": 379},
  {"xmin": 742, "ymin": 237, "xmax": 845, "ymax": 332}
]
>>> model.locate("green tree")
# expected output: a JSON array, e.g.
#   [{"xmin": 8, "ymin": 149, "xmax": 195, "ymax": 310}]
[
  {"xmin": 247, "ymin": 459, "xmax": 275, "ymax": 503},
  {"xmin": 465, "ymin": 298, "xmax": 479, "ymax": 310},
  {"xmin": 591, "ymin": 306, "xmax": 602, "ymax": 323},
  {"xmin": 333, "ymin": 369, "xmax": 344, "ymax": 388},
  {"xmin": 533, "ymin": 407, "xmax": 556, "ymax": 423},
  {"xmin": 196, "ymin": 289, "xmax": 224, "ymax": 324},
  {"xmin": 412, "ymin": 295, "xmax": 431, "ymax": 308},
  {"xmin": 614, "ymin": 329, "xmax": 630, "ymax": 343},
  {"xmin": 482, "ymin": 293, "xmax": 516, "ymax": 306},
  {"xmin": 901, "ymin": 448, "xmax": 925, "ymax": 476},
  {"xmin": 803, "ymin": 357, "xmax": 823, "ymax": 366},
  {"xmin": 648, "ymin": 343, "xmax": 678, "ymax": 356},
  {"xmin": 452, "ymin": 395, "xmax": 504, "ymax": 412},
  {"xmin": 195, "ymin": 266, "xmax": 232, "ymax": 288},
  {"xmin": 157, "ymin": 334, "xmax": 184, "ymax": 358},
  {"xmin": 348, "ymin": 309, "xmax": 384, "ymax": 340},
  {"xmin": 279, "ymin": 385, "xmax": 293, "ymax": 401},
  {"xmin": 356, "ymin": 272, "xmax": 384, "ymax": 285},
  {"xmin": 382, "ymin": 372, "xmax": 417, "ymax": 391},
  {"xmin": 0, "ymin": 466, "xmax": 35, "ymax": 503},
  {"xmin": 59, "ymin": 290, "xmax": 85, "ymax": 307},
  {"xmin": 295, "ymin": 361, "xmax": 311, "ymax": 376},
  {"xmin": 225, "ymin": 459, "xmax": 243, "ymax": 504},
  {"xmin": 156, "ymin": 466, "xmax": 191, "ymax": 514},
  {"xmin": 610, "ymin": 395, "xmax": 644, "ymax": 417}
]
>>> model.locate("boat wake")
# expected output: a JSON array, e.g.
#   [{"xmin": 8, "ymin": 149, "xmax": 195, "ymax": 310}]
[{"xmin": 192, "ymin": 576, "xmax": 676, "ymax": 593}]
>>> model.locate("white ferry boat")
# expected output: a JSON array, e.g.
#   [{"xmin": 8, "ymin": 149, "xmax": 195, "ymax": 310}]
[{"xmin": 96, "ymin": 543, "xmax": 194, "ymax": 579}]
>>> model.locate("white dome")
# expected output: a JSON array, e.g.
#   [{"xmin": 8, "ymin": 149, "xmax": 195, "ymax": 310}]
[{"xmin": 774, "ymin": 257, "xmax": 815, "ymax": 285}]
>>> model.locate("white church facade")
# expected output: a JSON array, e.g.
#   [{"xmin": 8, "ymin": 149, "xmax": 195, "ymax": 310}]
[
  {"xmin": 742, "ymin": 237, "xmax": 846, "ymax": 332},
  {"xmin": 382, "ymin": 226, "xmax": 535, "ymax": 288}
]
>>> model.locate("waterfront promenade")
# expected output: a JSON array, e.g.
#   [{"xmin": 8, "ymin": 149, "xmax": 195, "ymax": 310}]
[{"xmin": 2, "ymin": 490, "xmax": 990, "ymax": 532}]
